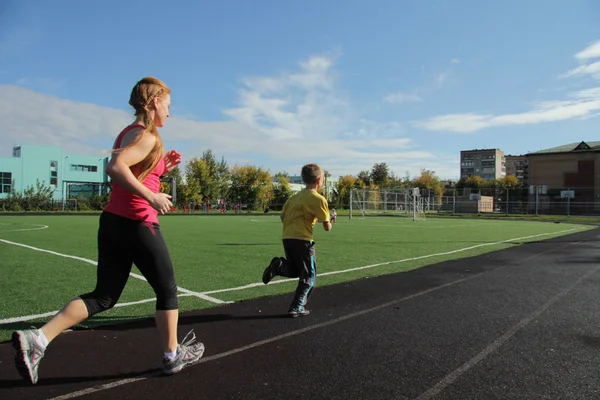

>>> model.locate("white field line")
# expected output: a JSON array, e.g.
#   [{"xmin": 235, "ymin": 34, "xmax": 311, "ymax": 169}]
[
  {"xmin": 46, "ymin": 240, "xmax": 585, "ymax": 400},
  {"xmin": 203, "ymin": 227, "xmax": 586, "ymax": 295},
  {"xmin": 370, "ymin": 223, "xmax": 510, "ymax": 229},
  {"xmin": 0, "ymin": 294, "xmax": 195, "ymax": 325},
  {"xmin": 0, "ymin": 239, "xmax": 228, "ymax": 305},
  {"xmin": 0, "ymin": 224, "xmax": 49, "ymax": 232}
]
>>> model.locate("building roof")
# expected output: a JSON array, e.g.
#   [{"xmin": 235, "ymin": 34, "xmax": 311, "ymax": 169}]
[
  {"xmin": 460, "ymin": 148, "xmax": 502, "ymax": 153},
  {"xmin": 528, "ymin": 141, "xmax": 600, "ymax": 155}
]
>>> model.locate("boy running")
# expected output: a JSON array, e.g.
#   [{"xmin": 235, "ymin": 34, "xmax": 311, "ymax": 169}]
[{"xmin": 262, "ymin": 163, "xmax": 332, "ymax": 317}]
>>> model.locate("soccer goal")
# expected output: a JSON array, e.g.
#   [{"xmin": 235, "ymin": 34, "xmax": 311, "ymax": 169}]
[
  {"xmin": 410, "ymin": 188, "xmax": 426, "ymax": 221},
  {"xmin": 349, "ymin": 188, "xmax": 426, "ymax": 221}
]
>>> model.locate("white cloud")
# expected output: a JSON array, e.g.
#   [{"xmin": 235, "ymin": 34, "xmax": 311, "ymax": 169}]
[
  {"xmin": 384, "ymin": 92, "xmax": 422, "ymax": 103},
  {"xmin": 451, "ymin": 58, "xmax": 460, "ymax": 64},
  {"xmin": 223, "ymin": 55, "xmax": 350, "ymax": 141},
  {"xmin": 575, "ymin": 39, "xmax": 600, "ymax": 62},
  {"xmin": 216, "ymin": 54, "xmax": 452, "ymax": 176},
  {"xmin": 413, "ymin": 39, "xmax": 600, "ymax": 133},
  {"xmin": 0, "ymin": 80, "xmax": 447, "ymax": 179},
  {"xmin": 563, "ymin": 61, "xmax": 600, "ymax": 80},
  {"xmin": 412, "ymin": 87, "xmax": 600, "ymax": 133}
]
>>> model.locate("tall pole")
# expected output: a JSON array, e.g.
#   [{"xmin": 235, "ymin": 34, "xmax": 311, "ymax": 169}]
[{"xmin": 349, "ymin": 189, "xmax": 353, "ymax": 219}]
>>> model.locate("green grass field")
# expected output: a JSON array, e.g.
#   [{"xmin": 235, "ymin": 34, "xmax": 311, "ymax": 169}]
[{"xmin": 0, "ymin": 214, "xmax": 595, "ymax": 342}]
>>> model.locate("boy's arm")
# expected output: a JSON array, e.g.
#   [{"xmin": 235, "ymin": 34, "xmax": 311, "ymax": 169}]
[{"xmin": 315, "ymin": 198, "xmax": 332, "ymax": 231}]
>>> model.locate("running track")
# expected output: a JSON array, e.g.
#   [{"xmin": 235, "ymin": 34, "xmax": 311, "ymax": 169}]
[{"xmin": 1, "ymin": 225, "xmax": 600, "ymax": 399}]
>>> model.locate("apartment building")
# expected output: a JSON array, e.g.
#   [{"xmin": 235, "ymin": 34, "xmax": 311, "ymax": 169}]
[
  {"xmin": 504, "ymin": 155, "xmax": 529, "ymax": 186},
  {"xmin": 460, "ymin": 149, "xmax": 506, "ymax": 181}
]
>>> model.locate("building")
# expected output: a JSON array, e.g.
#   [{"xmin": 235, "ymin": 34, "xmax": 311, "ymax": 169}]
[
  {"xmin": 504, "ymin": 155, "xmax": 529, "ymax": 186},
  {"xmin": 460, "ymin": 149, "xmax": 506, "ymax": 181},
  {"xmin": 0, "ymin": 144, "xmax": 109, "ymax": 200},
  {"xmin": 526, "ymin": 141, "xmax": 600, "ymax": 214}
]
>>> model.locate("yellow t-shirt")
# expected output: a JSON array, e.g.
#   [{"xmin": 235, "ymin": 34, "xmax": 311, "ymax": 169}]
[{"xmin": 282, "ymin": 189, "xmax": 330, "ymax": 241}]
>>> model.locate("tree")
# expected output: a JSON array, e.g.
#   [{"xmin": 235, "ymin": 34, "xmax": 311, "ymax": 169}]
[
  {"xmin": 216, "ymin": 156, "xmax": 231, "ymax": 200},
  {"xmin": 370, "ymin": 162, "xmax": 390, "ymax": 187},
  {"xmin": 184, "ymin": 157, "xmax": 208, "ymax": 202},
  {"xmin": 387, "ymin": 171, "xmax": 406, "ymax": 189},
  {"xmin": 464, "ymin": 175, "xmax": 486, "ymax": 189},
  {"xmin": 334, "ymin": 175, "xmax": 357, "ymax": 208},
  {"xmin": 229, "ymin": 165, "xmax": 273, "ymax": 210},
  {"xmin": 357, "ymin": 170, "xmax": 371, "ymax": 187},
  {"xmin": 413, "ymin": 169, "xmax": 444, "ymax": 197},
  {"xmin": 496, "ymin": 175, "xmax": 521, "ymax": 189},
  {"xmin": 184, "ymin": 150, "xmax": 230, "ymax": 202},
  {"xmin": 11, "ymin": 179, "xmax": 55, "ymax": 211},
  {"xmin": 272, "ymin": 175, "xmax": 293, "ymax": 210}
]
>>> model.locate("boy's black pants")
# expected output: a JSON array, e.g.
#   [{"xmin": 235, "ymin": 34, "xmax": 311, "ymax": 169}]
[{"xmin": 277, "ymin": 239, "xmax": 317, "ymax": 312}]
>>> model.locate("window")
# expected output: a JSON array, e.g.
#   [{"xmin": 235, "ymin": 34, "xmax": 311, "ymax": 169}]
[
  {"xmin": 50, "ymin": 160, "xmax": 58, "ymax": 170},
  {"xmin": 50, "ymin": 170, "xmax": 58, "ymax": 186},
  {"xmin": 71, "ymin": 164, "xmax": 99, "ymax": 172},
  {"xmin": 13, "ymin": 146, "xmax": 21, "ymax": 158},
  {"xmin": 1, "ymin": 171, "xmax": 12, "ymax": 193}
]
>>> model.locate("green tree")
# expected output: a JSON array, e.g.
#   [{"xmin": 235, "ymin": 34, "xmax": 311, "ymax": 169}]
[
  {"xmin": 357, "ymin": 170, "xmax": 371, "ymax": 187},
  {"xmin": 185, "ymin": 150, "xmax": 230, "ymax": 202},
  {"xmin": 370, "ymin": 162, "xmax": 390, "ymax": 187},
  {"xmin": 496, "ymin": 175, "xmax": 521, "ymax": 188},
  {"xmin": 216, "ymin": 156, "xmax": 231, "ymax": 200},
  {"xmin": 229, "ymin": 165, "xmax": 273, "ymax": 210},
  {"xmin": 272, "ymin": 175, "xmax": 293, "ymax": 210},
  {"xmin": 334, "ymin": 175, "xmax": 357, "ymax": 208},
  {"xmin": 464, "ymin": 175, "xmax": 486, "ymax": 189},
  {"xmin": 413, "ymin": 169, "xmax": 444, "ymax": 197}
]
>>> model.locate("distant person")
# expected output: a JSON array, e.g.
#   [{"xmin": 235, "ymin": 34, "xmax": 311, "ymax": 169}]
[
  {"xmin": 12, "ymin": 77, "xmax": 205, "ymax": 385},
  {"xmin": 330, "ymin": 208, "xmax": 337, "ymax": 223},
  {"xmin": 262, "ymin": 163, "xmax": 332, "ymax": 317}
]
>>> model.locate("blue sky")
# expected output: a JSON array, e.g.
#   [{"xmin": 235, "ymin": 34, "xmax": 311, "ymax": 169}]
[{"xmin": 1, "ymin": 0, "xmax": 599, "ymax": 180}]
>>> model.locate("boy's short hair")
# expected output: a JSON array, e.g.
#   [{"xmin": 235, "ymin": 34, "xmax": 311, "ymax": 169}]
[{"xmin": 301, "ymin": 163, "xmax": 323, "ymax": 184}]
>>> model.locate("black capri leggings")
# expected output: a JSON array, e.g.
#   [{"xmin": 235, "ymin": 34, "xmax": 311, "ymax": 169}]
[{"xmin": 80, "ymin": 211, "xmax": 179, "ymax": 317}]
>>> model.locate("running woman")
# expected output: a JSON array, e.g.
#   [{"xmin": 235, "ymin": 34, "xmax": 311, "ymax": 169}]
[{"xmin": 12, "ymin": 76, "xmax": 205, "ymax": 385}]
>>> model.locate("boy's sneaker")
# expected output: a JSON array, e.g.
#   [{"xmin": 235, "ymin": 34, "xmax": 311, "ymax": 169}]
[
  {"xmin": 12, "ymin": 329, "xmax": 46, "ymax": 385},
  {"xmin": 288, "ymin": 309, "xmax": 311, "ymax": 318},
  {"xmin": 163, "ymin": 329, "xmax": 205, "ymax": 375},
  {"xmin": 262, "ymin": 257, "xmax": 282, "ymax": 284}
]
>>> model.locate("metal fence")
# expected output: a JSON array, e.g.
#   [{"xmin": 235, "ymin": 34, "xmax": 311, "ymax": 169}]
[{"xmin": 347, "ymin": 187, "xmax": 600, "ymax": 217}]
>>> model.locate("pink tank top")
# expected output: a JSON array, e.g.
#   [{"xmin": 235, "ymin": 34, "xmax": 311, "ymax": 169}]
[{"xmin": 104, "ymin": 124, "xmax": 166, "ymax": 224}]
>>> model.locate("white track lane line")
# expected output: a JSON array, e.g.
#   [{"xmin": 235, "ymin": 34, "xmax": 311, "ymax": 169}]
[
  {"xmin": 203, "ymin": 227, "xmax": 586, "ymax": 295},
  {"xmin": 46, "ymin": 240, "xmax": 581, "ymax": 400}
]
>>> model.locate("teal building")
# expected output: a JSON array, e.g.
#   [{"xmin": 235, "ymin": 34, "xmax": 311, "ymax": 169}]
[{"xmin": 0, "ymin": 144, "xmax": 109, "ymax": 199}]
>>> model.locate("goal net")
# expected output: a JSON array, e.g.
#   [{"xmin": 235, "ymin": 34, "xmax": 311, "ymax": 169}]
[{"xmin": 349, "ymin": 188, "xmax": 427, "ymax": 221}]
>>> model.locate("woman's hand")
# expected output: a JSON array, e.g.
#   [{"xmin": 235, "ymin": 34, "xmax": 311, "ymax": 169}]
[{"xmin": 164, "ymin": 150, "xmax": 182, "ymax": 173}]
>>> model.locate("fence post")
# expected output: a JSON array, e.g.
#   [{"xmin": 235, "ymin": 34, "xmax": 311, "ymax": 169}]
[
  {"xmin": 384, "ymin": 189, "xmax": 387, "ymax": 213},
  {"xmin": 349, "ymin": 189, "xmax": 353, "ymax": 219},
  {"xmin": 506, "ymin": 188, "xmax": 509, "ymax": 216},
  {"xmin": 567, "ymin": 188, "xmax": 571, "ymax": 217}
]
